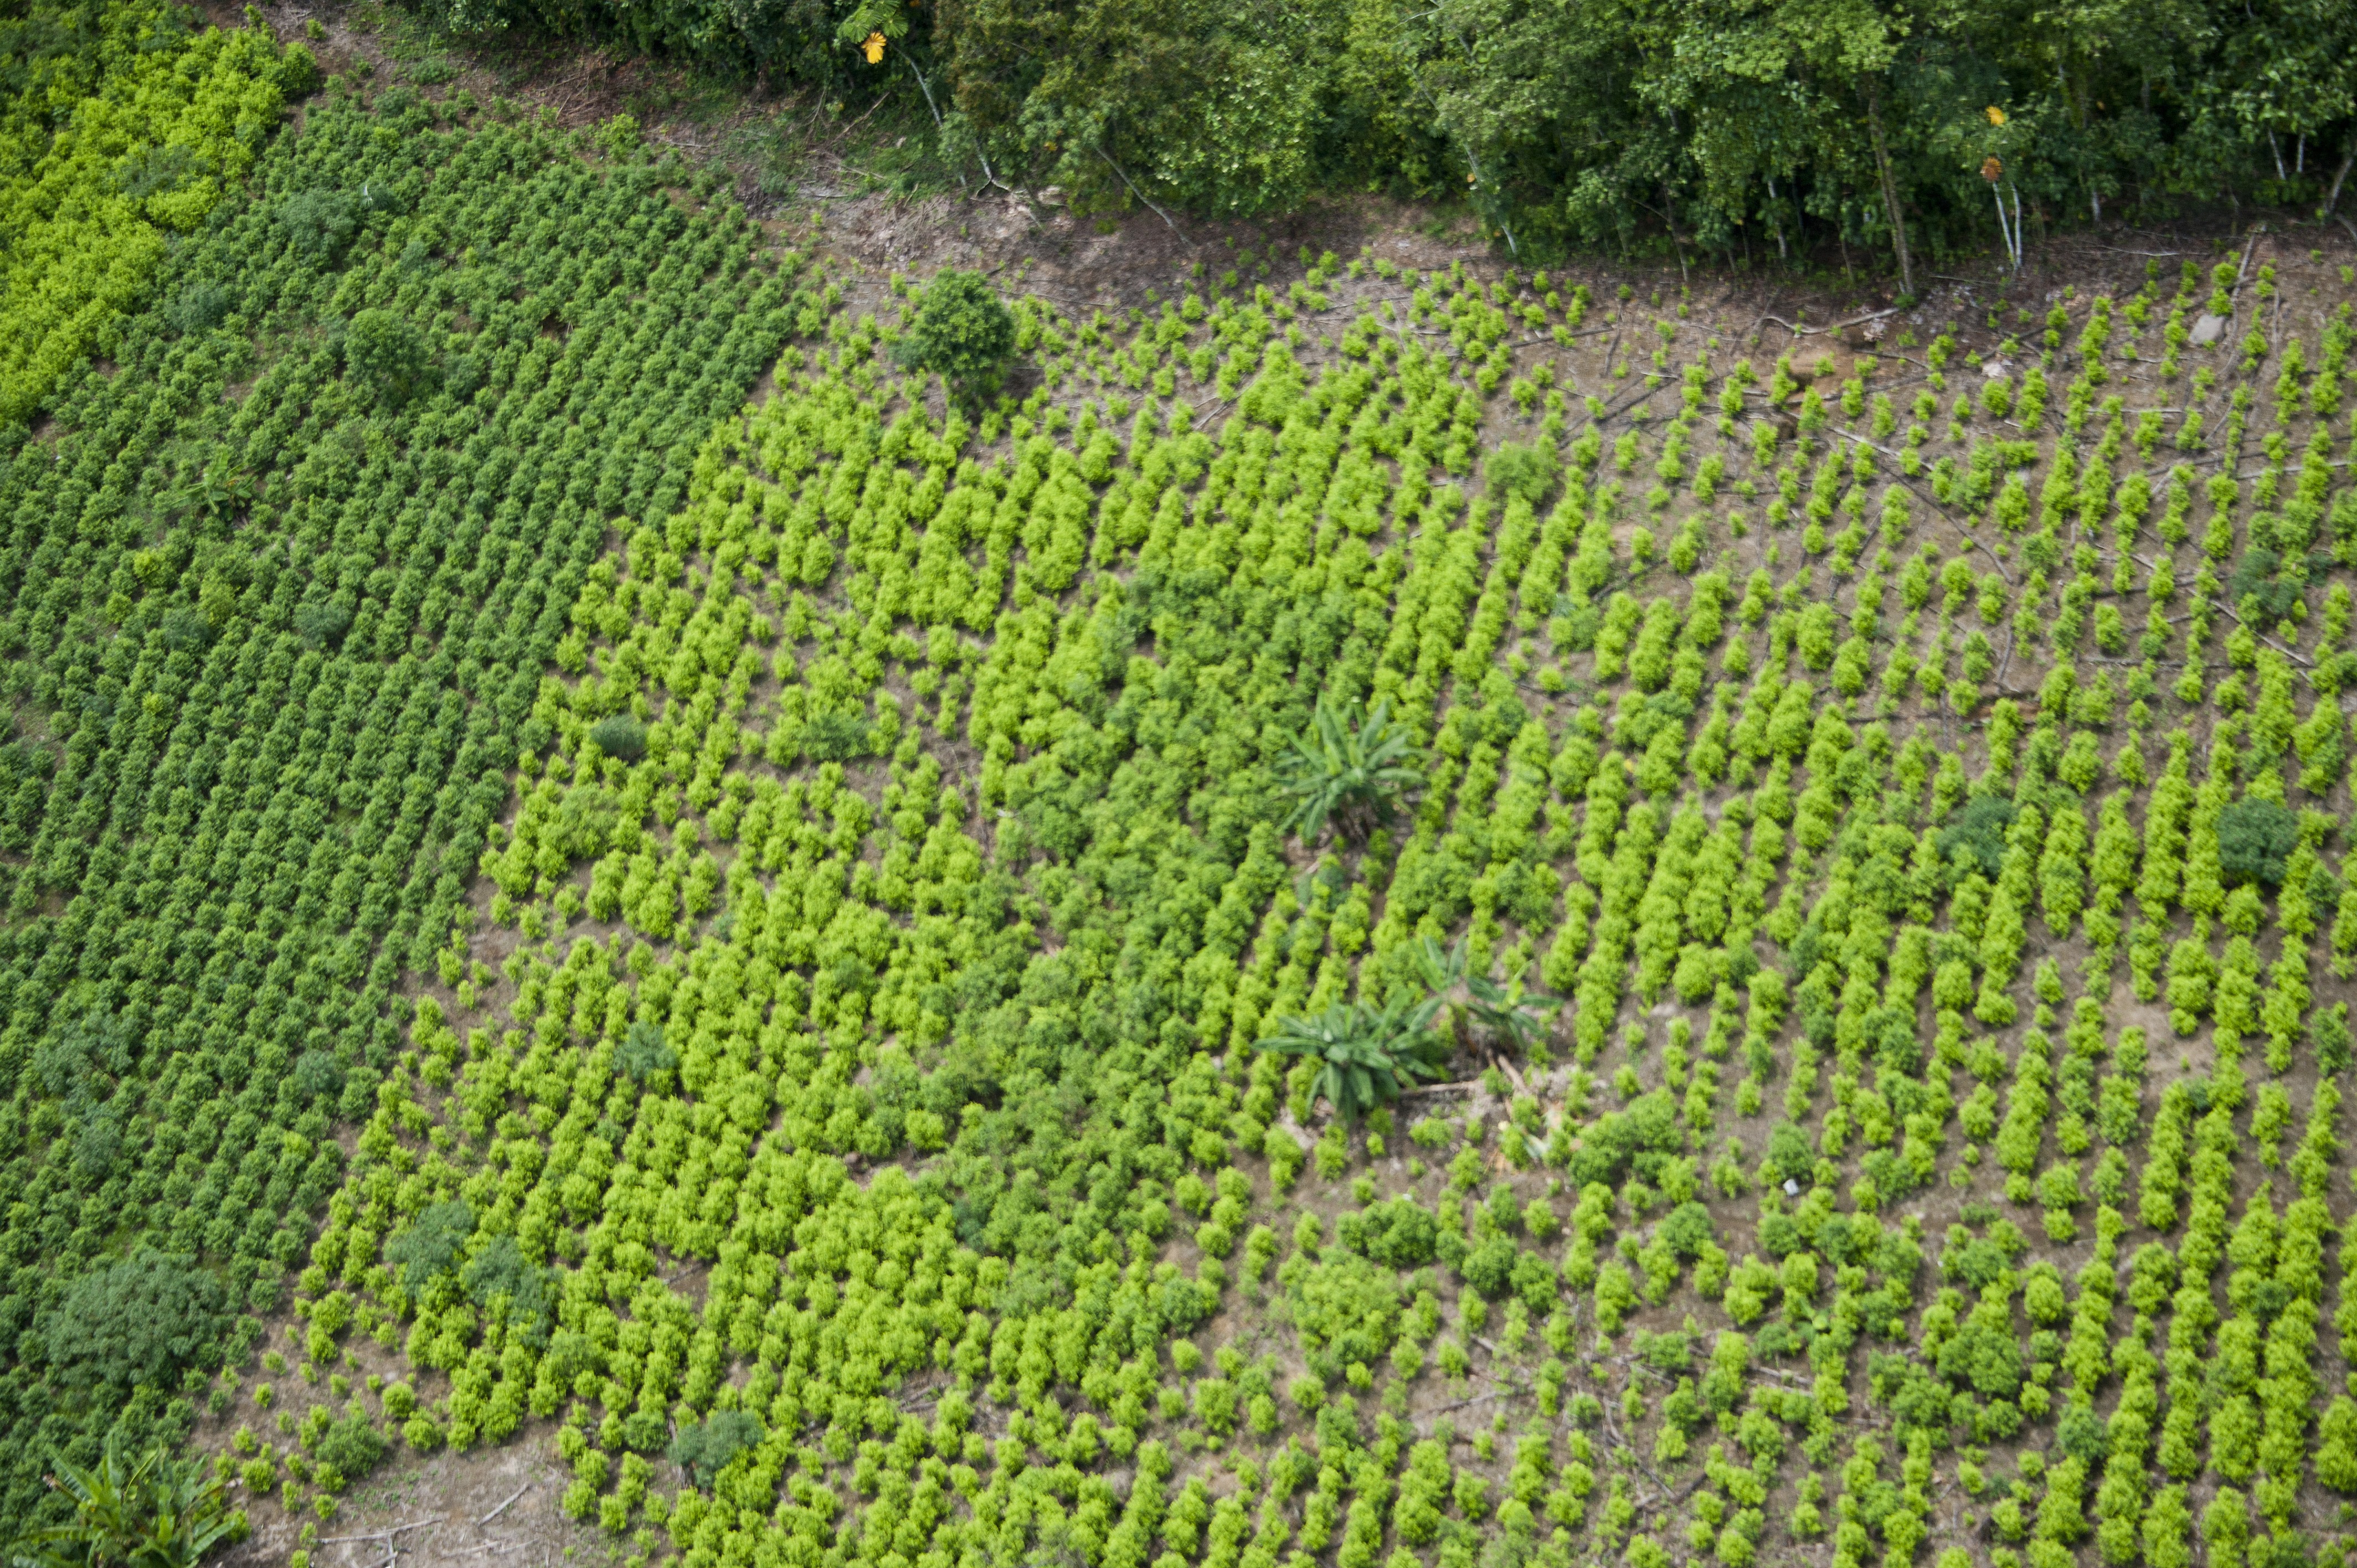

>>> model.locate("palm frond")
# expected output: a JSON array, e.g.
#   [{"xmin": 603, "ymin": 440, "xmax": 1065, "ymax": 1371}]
[
  {"xmin": 1257, "ymin": 995, "xmax": 1443, "ymax": 1120},
  {"xmin": 9, "ymin": 1440, "xmax": 235, "ymax": 1568},
  {"xmin": 1276, "ymin": 694, "xmax": 1425, "ymax": 843}
]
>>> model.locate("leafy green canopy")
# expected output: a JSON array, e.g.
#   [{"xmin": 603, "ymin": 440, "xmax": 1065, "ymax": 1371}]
[
  {"xmin": 0, "ymin": 85, "xmax": 793, "ymax": 1523},
  {"xmin": 383, "ymin": 0, "xmax": 2349, "ymax": 262},
  {"xmin": 1412, "ymin": 933, "xmax": 1557, "ymax": 1056}
]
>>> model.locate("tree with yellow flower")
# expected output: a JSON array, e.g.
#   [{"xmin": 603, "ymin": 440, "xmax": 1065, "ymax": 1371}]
[
  {"xmin": 1931, "ymin": 97, "xmax": 2026, "ymax": 270},
  {"xmin": 835, "ymin": 0, "xmax": 909, "ymax": 68}
]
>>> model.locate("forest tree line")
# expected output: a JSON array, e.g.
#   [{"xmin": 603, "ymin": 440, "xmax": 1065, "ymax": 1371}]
[{"xmin": 406, "ymin": 0, "xmax": 2355, "ymax": 270}]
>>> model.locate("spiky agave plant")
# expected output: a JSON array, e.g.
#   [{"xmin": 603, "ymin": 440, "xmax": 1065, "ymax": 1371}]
[
  {"xmin": 1411, "ymin": 935, "xmax": 1559, "ymax": 1056},
  {"xmin": 9, "ymin": 1440, "xmax": 238, "ymax": 1568},
  {"xmin": 1259, "ymin": 993, "xmax": 1447, "ymax": 1121},
  {"xmin": 1276, "ymin": 695, "xmax": 1424, "ymax": 843}
]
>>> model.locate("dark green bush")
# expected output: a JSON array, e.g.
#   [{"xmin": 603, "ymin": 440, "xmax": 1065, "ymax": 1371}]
[
  {"xmin": 797, "ymin": 710, "xmax": 871, "ymax": 762},
  {"xmin": 1564, "ymin": 1091, "xmax": 1681, "ymax": 1187},
  {"xmin": 343, "ymin": 309, "xmax": 429, "ymax": 404},
  {"xmin": 1338, "ymin": 1198, "xmax": 1437, "ymax": 1267},
  {"xmin": 2217, "ymin": 796, "xmax": 2299, "ymax": 885},
  {"xmin": 588, "ymin": 714, "xmax": 648, "ymax": 760},
  {"xmin": 1765, "ymin": 1122, "xmax": 1814, "ymax": 1186},
  {"xmin": 1659, "ymin": 1201, "xmax": 1716, "ymax": 1259},
  {"xmin": 2225, "ymin": 550, "xmax": 2303, "ymax": 623},
  {"xmin": 32, "ymin": 1010, "xmax": 128, "ymax": 1100},
  {"xmin": 619, "ymin": 1020, "xmax": 677, "ymax": 1082},
  {"xmin": 292, "ymin": 1048, "xmax": 345, "ymax": 1105},
  {"xmin": 894, "ymin": 271, "xmax": 1016, "ymax": 397},
  {"xmin": 279, "ymin": 190, "xmax": 358, "ymax": 264},
  {"xmin": 460, "ymin": 1235, "xmax": 554, "ymax": 1346},
  {"xmin": 43, "ymin": 1251, "xmax": 231, "ymax": 1395},
  {"xmin": 1459, "ymin": 1235, "xmax": 1517, "ymax": 1298},
  {"xmin": 157, "ymin": 607, "xmax": 213, "ymax": 652},
  {"xmin": 1487, "ymin": 441, "xmax": 1560, "ymax": 506},
  {"xmin": 70, "ymin": 1107, "xmax": 121, "ymax": 1182},
  {"xmin": 384, "ymin": 1200, "xmax": 475, "ymax": 1296},
  {"xmin": 1938, "ymin": 796, "xmax": 2016, "ymax": 880},
  {"xmin": 1934, "ymin": 1317, "xmax": 2023, "ymax": 1398},
  {"xmin": 164, "ymin": 282, "xmax": 231, "ymax": 334},
  {"xmin": 670, "ymin": 1410, "xmax": 766, "ymax": 1487},
  {"xmin": 2056, "ymin": 1398, "xmax": 2111, "ymax": 1462},
  {"xmin": 1509, "ymin": 1251, "xmax": 1560, "ymax": 1313},
  {"xmin": 294, "ymin": 599, "xmax": 353, "ymax": 650},
  {"xmin": 2319, "ymin": 1003, "xmax": 2353, "ymax": 1074},
  {"xmin": 313, "ymin": 1412, "xmax": 389, "ymax": 1487}
]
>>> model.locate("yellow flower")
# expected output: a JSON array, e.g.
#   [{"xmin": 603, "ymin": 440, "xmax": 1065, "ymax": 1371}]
[
  {"xmin": 1985, "ymin": 105, "xmax": 2006, "ymax": 127},
  {"xmin": 862, "ymin": 30, "xmax": 887, "ymax": 62},
  {"xmin": 1982, "ymin": 156, "xmax": 2003, "ymax": 183}
]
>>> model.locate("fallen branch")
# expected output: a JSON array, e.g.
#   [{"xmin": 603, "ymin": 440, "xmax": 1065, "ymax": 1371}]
[
  {"xmin": 1754, "ymin": 305, "xmax": 1903, "ymax": 342},
  {"xmin": 821, "ymin": 95, "xmax": 888, "ymax": 148},
  {"xmin": 1093, "ymin": 147, "xmax": 1191, "ymax": 247},
  {"xmin": 318, "ymin": 1520, "xmax": 442, "ymax": 1544},
  {"xmin": 480, "ymin": 1483, "xmax": 531, "ymax": 1526},
  {"xmin": 1590, "ymin": 378, "xmax": 1663, "ymax": 428},
  {"xmin": 1824, "ymin": 429, "xmax": 2011, "ymax": 583},
  {"xmin": 2236, "ymin": 461, "xmax": 2352, "ymax": 479},
  {"xmin": 2126, "ymin": 550, "xmax": 2312, "ymax": 666},
  {"xmin": 1426, "ymin": 1389, "xmax": 1512, "ymax": 1419}
]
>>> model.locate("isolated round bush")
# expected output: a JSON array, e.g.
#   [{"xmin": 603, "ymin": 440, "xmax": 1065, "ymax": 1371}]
[
  {"xmin": 314, "ymin": 1410, "xmax": 389, "ymax": 1488},
  {"xmin": 896, "ymin": 270, "xmax": 1016, "ymax": 395}
]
